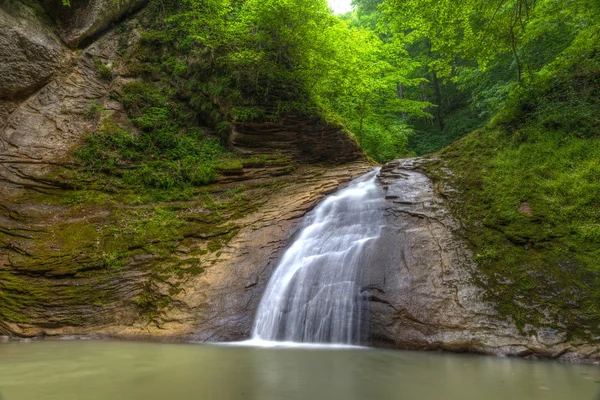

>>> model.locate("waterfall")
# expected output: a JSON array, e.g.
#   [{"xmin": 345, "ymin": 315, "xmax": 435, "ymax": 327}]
[{"xmin": 252, "ymin": 169, "xmax": 385, "ymax": 345}]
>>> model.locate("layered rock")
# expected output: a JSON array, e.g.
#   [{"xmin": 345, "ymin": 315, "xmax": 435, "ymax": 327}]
[
  {"xmin": 231, "ymin": 115, "xmax": 363, "ymax": 164},
  {"xmin": 0, "ymin": 11, "xmax": 141, "ymax": 198},
  {"xmin": 0, "ymin": 0, "xmax": 62, "ymax": 98},
  {"xmin": 0, "ymin": 0, "xmax": 370, "ymax": 339},
  {"xmin": 0, "ymin": 162, "xmax": 371, "ymax": 338},
  {"xmin": 364, "ymin": 158, "xmax": 600, "ymax": 363}
]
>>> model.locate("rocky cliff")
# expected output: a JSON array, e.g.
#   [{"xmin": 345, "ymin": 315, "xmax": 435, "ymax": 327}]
[
  {"xmin": 367, "ymin": 158, "xmax": 600, "ymax": 363},
  {"xmin": 0, "ymin": 0, "xmax": 369, "ymax": 338}
]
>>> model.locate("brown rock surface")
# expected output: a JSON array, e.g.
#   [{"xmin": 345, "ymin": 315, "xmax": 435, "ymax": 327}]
[
  {"xmin": 231, "ymin": 115, "xmax": 363, "ymax": 164},
  {"xmin": 0, "ymin": 3, "xmax": 372, "ymax": 341},
  {"xmin": 0, "ymin": 0, "xmax": 62, "ymax": 98},
  {"xmin": 0, "ymin": 16, "xmax": 141, "ymax": 197},
  {"xmin": 0, "ymin": 162, "xmax": 372, "ymax": 339}
]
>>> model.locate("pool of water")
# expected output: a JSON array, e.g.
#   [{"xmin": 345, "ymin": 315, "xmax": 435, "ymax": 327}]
[{"xmin": 0, "ymin": 341, "xmax": 598, "ymax": 400}]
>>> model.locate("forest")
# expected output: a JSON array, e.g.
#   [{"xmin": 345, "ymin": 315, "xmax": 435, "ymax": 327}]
[{"xmin": 104, "ymin": 0, "xmax": 600, "ymax": 160}]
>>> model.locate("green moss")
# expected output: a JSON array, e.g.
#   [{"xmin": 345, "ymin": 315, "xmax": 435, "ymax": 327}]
[
  {"xmin": 134, "ymin": 282, "xmax": 173, "ymax": 324},
  {"xmin": 427, "ymin": 125, "xmax": 600, "ymax": 339},
  {"xmin": 0, "ymin": 270, "xmax": 121, "ymax": 325},
  {"xmin": 73, "ymin": 82, "xmax": 241, "ymax": 194},
  {"xmin": 93, "ymin": 57, "xmax": 114, "ymax": 81},
  {"xmin": 216, "ymin": 158, "xmax": 244, "ymax": 171},
  {"xmin": 104, "ymin": 207, "xmax": 185, "ymax": 257}
]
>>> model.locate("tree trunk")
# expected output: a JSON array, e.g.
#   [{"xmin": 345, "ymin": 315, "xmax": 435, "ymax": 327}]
[
  {"xmin": 510, "ymin": 28, "xmax": 522, "ymax": 83},
  {"xmin": 431, "ymin": 71, "xmax": 444, "ymax": 131},
  {"xmin": 396, "ymin": 82, "xmax": 407, "ymax": 120}
]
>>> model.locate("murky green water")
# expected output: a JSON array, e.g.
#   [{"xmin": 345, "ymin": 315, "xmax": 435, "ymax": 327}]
[{"xmin": 0, "ymin": 341, "xmax": 598, "ymax": 400}]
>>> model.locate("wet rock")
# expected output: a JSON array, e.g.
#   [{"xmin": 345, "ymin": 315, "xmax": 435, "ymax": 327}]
[
  {"xmin": 0, "ymin": 1, "xmax": 62, "ymax": 98},
  {"xmin": 365, "ymin": 158, "xmax": 600, "ymax": 363},
  {"xmin": 0, "ymin": 0, "xmax": 369, "ymax": 339},
  {"xmin": 0, "ymin": 162, "xmax": 370, "ymax": 339},
  {"xmin": 189, "ymin": 163, "xmax": 373, "ymax": 341}
]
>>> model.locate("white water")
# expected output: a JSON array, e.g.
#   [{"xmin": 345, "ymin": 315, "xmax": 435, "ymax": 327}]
[{"xmin": 252, "ymin": 169, "xmax": 385, "ymax": 345}]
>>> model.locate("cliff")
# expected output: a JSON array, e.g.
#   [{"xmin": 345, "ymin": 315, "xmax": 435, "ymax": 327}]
[
  {"xmin": 0, "ymin": 0, "xmax": 369, "ymax": 338},
  {"xmin": 367, "ymin": 159, "xmax": 600, "ymax": 363}
]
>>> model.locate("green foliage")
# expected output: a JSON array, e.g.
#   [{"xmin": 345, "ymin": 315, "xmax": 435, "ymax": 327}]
[
  {"xmin": 497, "ymin": 33, "xmax": 600, "ymax": 139},
  {"xmin": 75, "ymin": 82, "xmax": 232, "ymax": 190},
  {"xmin": 136, "ymin": 0, "xmax": 432, "ymax": 161},
  {"xmin": 231, "ymin": 106, "xmax": 266, "ymax": 122},
  {"xmin": 432, "ymin": 126, "xmax": 600, "ymax": 336},
  {"xmin": 93, "ymin": 57, "xmax": 114, "ymax": 81},
  {"xmin": 426, "ymin": 29, "xmax": 600, "ymax": 337},
  {"xmin": 350, "ymin": 0, "xmax": 598, "ymax": 152},
  {"xmin": 82, "ymin": 102, "xmax": 106, "ymax": 121},
  {"xmin": 408, "ymin": 108, "xmax": 487, "ymax": 155}
]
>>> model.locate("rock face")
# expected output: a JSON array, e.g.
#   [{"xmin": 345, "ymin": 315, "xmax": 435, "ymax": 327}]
[
  {"xmin": 364, "ymin": 158, "xmax": 600, "ymax": 363},
  {"xmin": 190, "ymin": 163, "xmax": 372, "ymax": 342},
  {"xmin": 0, "ymin": 162, "xmax": 371, "ymax": 338},
  {"xmin": 231, "ymin": 115, "xmax": 363, "ymax": 164},
  {"xmin": 42, "ymin": 0, "xmax": 147, "ymax": 47},
  {"xmin": 0, "ymin": 0, "xmax": 62, "ymax": 98},
  {"xmin": 1, "ymin": 0, "xmax": 597, "ymax": 366},
  {"xmin": 0, "ymin": 0, "xmax": 371, "ymax": 340},
  {"xmin": 0, "ymin": 11, "xmax": 141, "ymax": 198}
]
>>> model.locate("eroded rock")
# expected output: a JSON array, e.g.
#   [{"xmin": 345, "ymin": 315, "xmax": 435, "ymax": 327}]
[
  {"xmin": 365, "ymin": 158, "xmax": 600, "ymax": 363},
  {"xmin": 42, "ymin": 0, "xmax": 147, "ymax": 48},
  {"xmin": 231, "ymin": 114, "xmax": 363, "ymax": 164},
  {"xmin": 0, "ymin": 0, "xmax": 62, "ymax": 98},
  {"xmin": 0, "ymin": 16, "xmax": 141, "ymax": 197},
  {"xmin": 0, "ymin": 162, "xmax": 371, "ymax": 339}
]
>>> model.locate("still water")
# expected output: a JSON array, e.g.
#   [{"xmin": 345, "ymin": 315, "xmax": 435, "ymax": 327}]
[{"xmin": 0, "ymin": 341, "xmax": 598, "ymax": 400}]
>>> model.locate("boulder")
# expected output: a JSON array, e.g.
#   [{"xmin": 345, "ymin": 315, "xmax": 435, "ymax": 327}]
[
  {"xmin": 42, "ymin": 0, "xmax": 147, "ymax": 47},
  {"xmin": 0, "ymin": 0, "xmax": 62, "ymax": 98},
  {"xmin": 0, "ymin": 16, "xmax": 142, "ymax": 197}
]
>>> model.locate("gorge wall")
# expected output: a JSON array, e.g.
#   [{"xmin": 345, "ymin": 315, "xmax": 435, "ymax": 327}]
[
  {"xmin": 0, "ymin": 0, "xmax": 370, "ymax": 338},
  {"xmin": 366, "ymin": 159, "xmax": 600, "ymax": 363}
]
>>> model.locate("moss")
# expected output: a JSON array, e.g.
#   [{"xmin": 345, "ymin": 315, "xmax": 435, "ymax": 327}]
[
  {"xmin": 425, "ymin": 125, "xmax": 600, "ymax": 339},
  {"xmin": 134, "ymin": 281, "xmax": 173, "ymax": 324},
  {"xmin": 0, "ymin": 269, "xmax": 121, "ymax": 325},
  {"xmin": 73, "ymin": 81, "xmax": 242, "ymax": 194},
  {"xmin": 8, "ymin": 220, "xmax": 105, "ymax": 275},
  {"xmin": 2, "ymin": 127, "xmax": 295, "ymax": 329},
  {"xmin": 93, "ymin": 57, "xmax": 114, "ymax": 81},
  {"xmin": 216, "ymin": 158, "xmax": 244, "ymax": 172}
]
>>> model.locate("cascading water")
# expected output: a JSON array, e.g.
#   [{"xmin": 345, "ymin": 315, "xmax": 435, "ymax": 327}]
[{"xmin": 252, "ymin": 169, "xmax": 385, "ymax": 345}]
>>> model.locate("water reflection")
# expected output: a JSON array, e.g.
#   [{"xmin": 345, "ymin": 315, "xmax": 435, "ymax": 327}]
[{"xmin": 0, "ymin": 341, "xmax": 598, "ymax": 400}]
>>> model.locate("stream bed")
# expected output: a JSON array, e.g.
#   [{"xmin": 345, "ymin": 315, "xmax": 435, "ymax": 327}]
[{"xmin": 0, "ymin": 341, "xmax": 598, "ymax": 400}]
